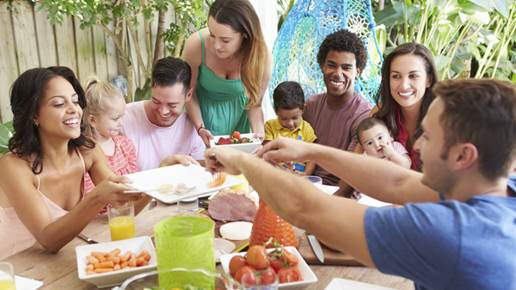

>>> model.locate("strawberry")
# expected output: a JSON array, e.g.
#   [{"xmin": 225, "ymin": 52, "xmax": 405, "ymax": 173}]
[{"xmin": 231, "ymin": 131, "xmax": 241, "ymax": 140}]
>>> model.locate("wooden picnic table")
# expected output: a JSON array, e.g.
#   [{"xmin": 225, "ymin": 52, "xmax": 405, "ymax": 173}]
[{"xmin": 4, "ymin": 202, "xmax": 413, "ymax": 289}]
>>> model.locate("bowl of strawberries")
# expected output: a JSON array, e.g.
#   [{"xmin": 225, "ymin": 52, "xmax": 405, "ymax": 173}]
[
  {"xmin": 212, "ymin": 131, "xmax": 261, "ymax": 154},
  {"xmin": 219, "ymin": 244, "xmax": 317, "ymax": 289}
]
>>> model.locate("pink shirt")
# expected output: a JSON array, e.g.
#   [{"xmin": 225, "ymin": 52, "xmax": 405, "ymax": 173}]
[
  {"xmin": 83, "ymin": 135, "xmax": 139, "ymax": 193},
  {"xmin": 303, "ymin": 93, "xmax": 371, "ymax": 185},
  {"xmin": 122, "ymin": 101, "xmax": 206, "ymax": 171},
  {"xmin": 0, "ymin": 151, "xmax": 85, "ymax": 260}
]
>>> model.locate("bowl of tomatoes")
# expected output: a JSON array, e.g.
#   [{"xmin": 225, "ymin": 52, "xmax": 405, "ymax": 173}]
[
  {"xmin": 219, "ymin": 245, "xmax": 317, "ymax": 289},
  {"xmin": 211, "ymin": 131, "xmax": 262, "ymax": 154}
]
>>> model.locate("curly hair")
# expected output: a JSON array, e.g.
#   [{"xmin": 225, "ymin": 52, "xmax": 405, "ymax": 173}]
[
  {"xmin": 8, "ymin": 67, "xmax": 94, "ymax": 174},
  {"xmin": 316, "ymin": 29, "xmax": 367, "ymax": 72}
]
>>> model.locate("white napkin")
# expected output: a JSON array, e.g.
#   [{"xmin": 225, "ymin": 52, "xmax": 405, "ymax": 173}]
[
  {"xmin": 15, "ymin": 275, "xmax": 43, "ymax": 290},
  {"xmin": 325, "ymin": 278, "xmax": 396, "ymax": 290},
  {"xmin": 358, "ymin": 194, "xmax": 392, "ymax": 207}
]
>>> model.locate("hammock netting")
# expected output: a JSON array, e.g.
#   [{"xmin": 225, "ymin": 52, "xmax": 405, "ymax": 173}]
[{"xmin": 268, "ymin": 0, "xmax": 383, "ymax": 105}]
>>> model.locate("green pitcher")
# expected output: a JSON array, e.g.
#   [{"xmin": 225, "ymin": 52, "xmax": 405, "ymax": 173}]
[{"xmin": 154, "ymin": 215, "xmax": 216, "ymax": 289}]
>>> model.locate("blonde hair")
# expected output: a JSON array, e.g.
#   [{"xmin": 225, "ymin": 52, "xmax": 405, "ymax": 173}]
[
  {"xmin": 83, "ymin": 77, "xmax": 125, "ymax": 138},
  {"xmin": 209, "ymin": 0, "xmax": 268, "ymax": 107}
]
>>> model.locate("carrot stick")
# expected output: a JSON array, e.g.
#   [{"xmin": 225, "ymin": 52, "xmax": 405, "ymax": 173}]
[
  {"xmin": 94, "ymin": 261, "xmax": 115, "ymax": 269},
  {"xmin": 94, "ymin": 268, "xmax": 114, "ymax": 273}
]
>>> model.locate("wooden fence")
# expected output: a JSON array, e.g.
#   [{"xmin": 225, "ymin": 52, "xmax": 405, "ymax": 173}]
[{"xmin": 0, "ymin": 1, "xmax": 166, "ymax": 123}]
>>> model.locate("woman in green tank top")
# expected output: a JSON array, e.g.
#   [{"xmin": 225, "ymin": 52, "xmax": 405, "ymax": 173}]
[{"xmin": 182, "ymin": 0, "xmax": 271, "ymax": 146}]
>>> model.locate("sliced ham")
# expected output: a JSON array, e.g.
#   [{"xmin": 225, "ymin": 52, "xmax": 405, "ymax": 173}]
[{"xmin": 208, "ymin": 189, "xmax": 257, "ymax": 222}]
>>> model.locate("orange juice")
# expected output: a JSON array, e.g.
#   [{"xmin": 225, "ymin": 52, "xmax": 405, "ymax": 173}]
[
  {"xmin": 0, "ymin": 280, "xmax": 15, "ymax": 290},
  {"xmin": 109, "ymin": 216, "xmax": 136, "ymax": 241}
]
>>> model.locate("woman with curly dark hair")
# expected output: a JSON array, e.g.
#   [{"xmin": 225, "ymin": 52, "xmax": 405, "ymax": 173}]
[
  {"xmin": 373, "ymin": 43, "xmax": 438, "ymax": 170},
  {"xmin": 0, "ymin": 67, "xmax": 148, "ymax": 259}
]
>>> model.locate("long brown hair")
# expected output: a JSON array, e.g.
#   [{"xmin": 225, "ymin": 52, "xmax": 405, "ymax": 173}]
[
  {"xmin": 209, "ymin": 0, "xmax": 268, "ymax": 107},
  {"xmin": 373, "ymin": 43, "xmax": 438, "ymax": 148}
]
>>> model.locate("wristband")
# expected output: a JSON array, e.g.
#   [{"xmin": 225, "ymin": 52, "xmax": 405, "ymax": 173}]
[{"xmin": 197, "ymin": 126, "xmax": 205, "ymax": 134}]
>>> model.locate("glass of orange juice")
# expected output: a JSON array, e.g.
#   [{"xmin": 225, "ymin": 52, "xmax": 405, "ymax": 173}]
[
  {"xmin": 108, "ymin": 202, "xmax": 136, "ymax": 241},
  {"xmin": 0, "ymin": 262, "xmax": 15, "ymax": 290}
]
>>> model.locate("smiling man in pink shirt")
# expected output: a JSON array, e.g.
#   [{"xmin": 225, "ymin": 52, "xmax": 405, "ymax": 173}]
[{"xmin": 123, "ymin": 57, "xmax": 205, "ymax": 171}]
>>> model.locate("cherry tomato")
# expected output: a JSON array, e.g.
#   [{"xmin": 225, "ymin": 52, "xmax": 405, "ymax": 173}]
[
  {"xmin": 235, "ymin": 266, "xmax": 256, "ymax": 285},
  {"xmin": 246, "ymin": 245, "xmax": 270, "ymax": 270},
  {"xmin": 281, "ymin": 248, "xmax": 299, "ymax": 266},
  {"xmin": 269, "ymin": 258, "xmax": 283, "ymax": 273},
  {"xmin": 259, "ymin": 267, "xmax": 277, "ymax": 285},
  {"xmin": 229, "ymin": 255, "xmax": 247, "ymax": 276},
  {"xmin": 277, "ymin": 267, "xmax": 301, "ymax": 283}
]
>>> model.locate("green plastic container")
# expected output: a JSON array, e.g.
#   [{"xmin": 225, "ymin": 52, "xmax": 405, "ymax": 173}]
[{"xmin": 154, "ymin": 215, "xmax": 216, "ymax": 289}]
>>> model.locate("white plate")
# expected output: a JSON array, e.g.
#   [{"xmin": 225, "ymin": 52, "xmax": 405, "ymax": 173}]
[
  {"xmin": 358, "ymin": 194, "xmax": 392, "ymax": 207},
  {"xmin": 219, "ymin": 221, "xmax": 253, "ymax": 240},
  {"xmin": 220, "ymin": 246, "xmax": 318, "ymax": 289},
  {"xmin": 325, "ymin": 278, "xmax": 396, "ymax": 290},
  {"xmin": 14, "ymin": 275, "xmax": 43, "ymax": 290},
  {"xmin": 75, "ymin": 236, "xmax": 157, "ymax": 288},
  {"xmin": 314, "ymin": 183, "xmax": 339, "ymax": 195},
  {"xmin": 124, "ymin": 164, "xmax": 243, "ymax": 204},
  {"xmin": 214, "ymin": 238, "xmax": 236, "ymax": 262},
  {"xmin": 210, "ymin": 133, "xmax": 262, "ymax": 153}
]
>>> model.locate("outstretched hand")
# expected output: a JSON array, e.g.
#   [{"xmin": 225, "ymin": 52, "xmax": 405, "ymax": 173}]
[
  {"xmin": 204, "ymin": 147, "xmax": 245, "ymax": 176},
  {"xmin": 160, "ymin": 154, "xmax": 200, "ymax": 167},
  {"xmin": 95, "ymin": 175, "xmax": 144, "ymax": 206},
  {"xmin": 256, "ymin": 137, "xmax": 313, "ymax": 165}
]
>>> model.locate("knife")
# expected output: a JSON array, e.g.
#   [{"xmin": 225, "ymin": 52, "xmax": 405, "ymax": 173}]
[
  {"xmin": 78, "ymin": 233, "xmax": 98, "ymax": 244},
  {"xmin": 307, "ymin": 234, "xmax": 325, "ymax": 263}
]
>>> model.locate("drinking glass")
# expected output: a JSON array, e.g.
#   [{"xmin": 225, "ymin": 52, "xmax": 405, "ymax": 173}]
[
  {"xmin": 0, "ymin": 262, "xmax": 15, "ymax": 290},
  {"xmin": 176, "ymin": 197, "xmax": 199, "ymax": 212},
  {"xmin": 108, "ymin": 202, "xmax": 136, "ymax": 241}
]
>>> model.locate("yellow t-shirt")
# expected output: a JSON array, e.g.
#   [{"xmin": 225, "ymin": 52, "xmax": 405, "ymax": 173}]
[{"xmin": 264, "ymin": 119, "xmax": 317, "ymax": 143}]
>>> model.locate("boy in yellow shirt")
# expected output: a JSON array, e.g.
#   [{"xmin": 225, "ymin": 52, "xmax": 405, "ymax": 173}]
[{"xmin": 264, "ymin": 81, "xmax": 317, "ymax": 175}]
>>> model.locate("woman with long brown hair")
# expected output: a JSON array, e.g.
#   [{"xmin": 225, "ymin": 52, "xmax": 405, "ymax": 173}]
[
  {"xmin": 182, "ymin": 0, "xmax": 271, "ymax": 146},
  {"xmin": 373, "ymin": 43, "xmax": 438, "ymax": 170}
]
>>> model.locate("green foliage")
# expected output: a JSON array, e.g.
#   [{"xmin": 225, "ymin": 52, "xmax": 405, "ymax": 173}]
[
  {"xmin": 0, "ymin": 121, "xmax": 13, "ymax": 155},
  {"xmin": 277, "ymin": 0, "xmax": 295, "ymax": 31},
  {"xmin": 38, "ymin": 0, "xmax": 211, "ymax": 100},
  {"xmin": 163, "ymin": 0, "xmax": 211, "ymax": 57},
  {"xmin": 374, "ymin": 0, "xmax": 515, "ymax": 81}
]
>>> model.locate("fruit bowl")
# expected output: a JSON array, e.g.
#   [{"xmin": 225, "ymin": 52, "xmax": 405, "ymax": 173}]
[
  {"xmin": 219, "ymin": 247, "xmax": 317, "ymax": 289},
  {"xmin": 211, "ymin": 133, "xmax": 261, "ymax": 154}
]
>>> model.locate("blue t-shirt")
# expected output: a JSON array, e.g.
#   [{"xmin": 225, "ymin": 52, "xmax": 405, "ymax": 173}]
[{"xmin": 365, "ymin": 183, "xmax": 516, "ymax": 290}]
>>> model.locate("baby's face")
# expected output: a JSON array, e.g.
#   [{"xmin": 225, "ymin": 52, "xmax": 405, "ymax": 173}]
[
  {"xmin": 276, "ymin": 107, "xmax": 303, "ymax": 131},
  {"xmin": 360, "ymin": 124, "xmax": 393, "ymax": 158}
]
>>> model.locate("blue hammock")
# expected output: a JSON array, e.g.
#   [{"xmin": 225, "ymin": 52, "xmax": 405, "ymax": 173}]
[{"xmin": 268, "ymin": 0, "xmax": 382, "ymax": 104}]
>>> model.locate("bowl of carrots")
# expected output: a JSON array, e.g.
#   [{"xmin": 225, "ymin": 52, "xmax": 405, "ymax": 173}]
[{"xmin": 75, "ymin": 236, "xmax": 157, "ymax": 288}]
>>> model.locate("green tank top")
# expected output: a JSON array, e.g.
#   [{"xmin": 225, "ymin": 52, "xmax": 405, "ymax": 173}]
[{"xmin": 195, "ymin": 32, "xmax": 250, "ymax": 135}]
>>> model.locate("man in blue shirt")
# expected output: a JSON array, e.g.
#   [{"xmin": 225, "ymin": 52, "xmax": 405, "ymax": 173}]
[{"xmin": 205, "ymin": 79, "xmax": 515, "ymax": 289}]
